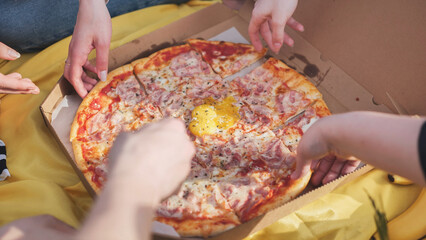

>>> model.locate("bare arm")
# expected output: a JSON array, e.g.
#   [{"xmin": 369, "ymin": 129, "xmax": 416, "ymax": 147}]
[{"xmin": 292, "ymin": 111, "xmax": 426, "ymax": 186}]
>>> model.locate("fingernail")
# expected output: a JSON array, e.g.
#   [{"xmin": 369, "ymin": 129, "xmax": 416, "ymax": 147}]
[
  {"xmin": 99, "ymin": 71, "xmax": 107, "ymax": 82},
  {"xmin": 300, "ymin": 25, "xmax": 305, "ymax": 32},
  {"xmin": 8, "ymin": 49, "xmax": 20, "ymax": 59},
  {"xmin": 273, "ymin": 43, "xmax": 282, "ymax": 53},
  {"xmin": 274, "ymin": 42, "xmax": 282, "ymax": 48},
  {"xmin": 31, "ymin": 88, "xmax": 40, "ymax": 94}
]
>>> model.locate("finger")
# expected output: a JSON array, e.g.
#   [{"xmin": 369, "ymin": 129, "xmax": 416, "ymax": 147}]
[
  {"xmin": 248, "ymin": 12, "xmax": 266, "ymax": 52},
  {"xmin": 0, "ymin": 89, "xmax": 39, "ymax": 94},
  {"xmin": 0, "ymin": 42, "xmax": 21, "ymax": 60},
  {"xmin": 69, "ymin": 61, "xmax": 88, "ymax": 98},
  {"xmin": 260, "ymin": 21, "xmax": 273, "ymax": 50},
  {"xmin": 310, "ymin": 155, "xmax": 335, "ymax": 186},
  {"xmin": 322, "ymin": 156, "xmax": 347, "ymax": 185},
  {"xmin": 287, "ymin": 17, "xmax": 304, "ymax": 32},
  {"xmin": 21, "ymin": 78, "xmax": 40, "ymax": 94},
  {"xmin": 94, "ymin": 39, "xmax": 110, "ymax": 82},
  {"xmin": 283, "ymin": 33, "xmax": 295, "ymax": 47},
  {"xmin": 310, "ymin": 158, "xmax": 320, "ymax": 170},
  {"xmin": 291, "ymin": 152, "xmax": 312, "ymax": 180},
  {"xmin": 341, "ymin": 159, "xmax": 361, "ymax": 175},
  {"xmin": 270, "ymin": 17, "xmax": 286, "ymax": 53},
  {"xmin": 0, "ymin": 76, "xmax": 38, "ymax": 91},
  {"xmin": 83, "ymin": 82, "xmax": 94, "ymax": 91},
  {"xmin": 82, "ymin": 71, "xmax": 98, "ymax": 86},
  {"xmin": 83, "ymin": 60, "xmax": 97, "ymax": 74},
  {"xmin": 6, "ymin": 72, "xmax": 22, "ymax": 79}
]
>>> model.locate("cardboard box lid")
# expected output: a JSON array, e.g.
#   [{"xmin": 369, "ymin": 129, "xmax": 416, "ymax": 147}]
[{"xmin": 293, "ymin": 0, "xmax": 426, "ymax": 115}]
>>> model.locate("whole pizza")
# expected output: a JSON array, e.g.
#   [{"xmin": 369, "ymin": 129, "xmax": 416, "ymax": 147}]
[{"xmin": 70, "ymin": 39, "xmax": 331, "ymax": 237}]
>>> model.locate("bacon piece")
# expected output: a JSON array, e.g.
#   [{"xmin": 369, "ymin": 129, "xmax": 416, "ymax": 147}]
[
  {"xmin": 115, "ymin": 77, "xmax": 143, "ymax": 106},
  {"xmin": 260, "ymin": 139, "xmax": 289, "ymax": 169},
  {"xmin": 275, "ymin": 90, "xmax": 311, "ymax": 116}
]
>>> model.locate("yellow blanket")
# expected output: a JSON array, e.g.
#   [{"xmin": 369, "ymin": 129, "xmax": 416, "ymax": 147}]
[{"xmin": 0, "ymin": 1, "xmax": 422, "ymax": 239}]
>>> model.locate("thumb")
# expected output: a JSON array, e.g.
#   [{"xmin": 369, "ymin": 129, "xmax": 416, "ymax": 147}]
[
  {"xmin": 291, "ymin": 123, "xmax": 330, "ymax": 180},
  {"xmin": 0, "ymin": 42, "xmax": 21, "ymax": 60},
  {"xmin": 291, "ymin": 155, "xmax": 311, "ymax": 180}
]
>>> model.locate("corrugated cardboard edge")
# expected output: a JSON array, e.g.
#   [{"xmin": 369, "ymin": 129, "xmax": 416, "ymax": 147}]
[{"xmin": 40, "ymin": 77, "xmax": 97, "ymax": 198}]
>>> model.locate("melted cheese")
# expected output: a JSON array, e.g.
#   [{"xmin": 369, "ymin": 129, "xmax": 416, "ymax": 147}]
[{"xmin": 189, "ymin": 96, "xmax": 240, "ymax": 137}]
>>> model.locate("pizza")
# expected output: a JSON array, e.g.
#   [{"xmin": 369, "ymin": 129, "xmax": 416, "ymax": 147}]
[{"xmin": 70, "ymin": 40, "xmax": 331, "ymax": 237}]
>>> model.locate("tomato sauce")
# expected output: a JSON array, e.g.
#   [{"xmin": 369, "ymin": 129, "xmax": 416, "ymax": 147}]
[{"xmin": 193, "ymin": 42, "xmax": 251, "ymax": 63}]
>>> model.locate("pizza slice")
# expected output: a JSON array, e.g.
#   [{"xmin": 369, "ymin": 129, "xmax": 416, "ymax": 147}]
[
  {"xmin": 156, "ymin": 178, "xmax": 241, "ymax": 237},
  {"xmin": 133, "ymin": 44, "xmax": 226, "ymax": 118},
  {"xmin": 230, "ymin": 57, "xmax": 323, "ymax": 130},
  {"xmin": 187, "ymin": 39, "xmax": 267, "ymax": 78}
]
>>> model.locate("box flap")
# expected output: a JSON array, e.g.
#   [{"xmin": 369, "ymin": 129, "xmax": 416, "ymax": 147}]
[{"xmin": 293, "ymin": 0, "xmax": 426, "ymax": 114}]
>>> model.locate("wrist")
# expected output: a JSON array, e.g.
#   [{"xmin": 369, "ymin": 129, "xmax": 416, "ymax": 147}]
[
  {"xmin": 312, "ymin": 116, "xmax": 335, "ymax": 153},
  {"xmin": 105, "ymin": 172, "xmax": 162, "ymax": 207}
]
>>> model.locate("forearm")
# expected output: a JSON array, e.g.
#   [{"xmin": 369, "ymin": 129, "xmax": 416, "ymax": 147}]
[
  {"xmin": 76, "ymin": 178, "xmax": 159, "ymax": 240},
  {"xmin": 320, "ymin": 111, "xmax": 425, "ymax": 185}
]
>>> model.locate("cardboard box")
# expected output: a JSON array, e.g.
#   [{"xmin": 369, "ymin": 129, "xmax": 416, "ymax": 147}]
[{"xmin": 40, "ymin": 1, "xmax": 424, "ymax": 239}]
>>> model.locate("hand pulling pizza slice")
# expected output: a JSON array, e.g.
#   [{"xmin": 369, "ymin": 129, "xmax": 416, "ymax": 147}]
[{"xmin": 187, "ymin": 39, "xmax": 267, "ymax": 78}]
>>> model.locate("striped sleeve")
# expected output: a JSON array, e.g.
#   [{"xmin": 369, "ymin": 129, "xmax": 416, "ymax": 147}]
[
  {"xmin": 418, "ymin": 121, "xmax": 426, "ymax": 181},
  {"xmin": 0, "ymin": 140, "xmax": 10, "ymax": 181}
]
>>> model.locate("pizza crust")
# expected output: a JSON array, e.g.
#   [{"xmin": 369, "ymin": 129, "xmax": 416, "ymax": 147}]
[
  {"xmin": 71, "ymin": 139, "xmax": 102, "ymax": 193},
  {"xmin": 265, "ymin": 58, "xmax": 322, "ymax": 102},
  {"xmin": 187, "ymin": 38, "xmax": 267, "ymax": 78},
  {"xmin": 240, "ymin": 170, "xmax": 313, "ymax": 222},
  {"xmin": 134, "ymin": 44, "xmax": 193, "ymax": 73},
  {"xmin": 311, "ymin": 99, "xmax": 332, "ymax": 117}
]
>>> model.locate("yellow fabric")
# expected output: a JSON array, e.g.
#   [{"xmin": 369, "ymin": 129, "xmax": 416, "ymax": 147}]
[
  {"xmin": 245, "ymin": 170, "xmax": 422, "ymax": 240},
  {"xmin": 0, "ymin": 1, "xmax": 422, "ymax": 239}
]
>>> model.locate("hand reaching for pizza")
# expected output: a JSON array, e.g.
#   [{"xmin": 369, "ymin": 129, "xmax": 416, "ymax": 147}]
[
  {"xmin": 291, "ymin": 114, "xmax": 361, "ymax": 186},
  {"xmin": 0, "ymin": 42, "xmax": 39, "ymax": 95},
  {"xmin": 64, "ymin": 0, "xmax": 111, "ymax": 98},
  {"xmin": 249, "ymin": 0, "xmax": 304, "ymax": 54},
  {"xmin": 291, "ymin": 112, "xmax": 426, "ymax": 187},
  {"xmin": 110, "ymin": 118, "xmax": 196, "ymax": 200}
]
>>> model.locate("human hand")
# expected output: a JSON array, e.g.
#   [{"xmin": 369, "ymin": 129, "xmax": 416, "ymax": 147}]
[
  {"xmin": 291, "ymin": 117, "xmax": 361, "ymax": 186},
  {"xmin": 249, "ymin": 0, "xmax": 304, "ymax": 53},
  {"xmin": 0, "ymin": 215, "xmax": 75, "ymax": 240},
  {"xmin": 110, "ymin": 119, "xmax": 195, "ymax": 200},
  {"xmin": 64, "ymin": 0, "xmax": 111, "ymax": 98},
  {"xmin": 0, "ymin": 42, "xmax": 39, "ymax": 95}
]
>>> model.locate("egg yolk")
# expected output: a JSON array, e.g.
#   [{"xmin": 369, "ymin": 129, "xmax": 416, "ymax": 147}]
[{"xmin": 189, "ymin": 96, "xmax": 240, "ymax": 137}]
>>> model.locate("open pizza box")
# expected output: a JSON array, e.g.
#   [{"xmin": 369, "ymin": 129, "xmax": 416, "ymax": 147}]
[{"xmin": 39, "ymin": 0, "xmax": 426, "ymax": 239}]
